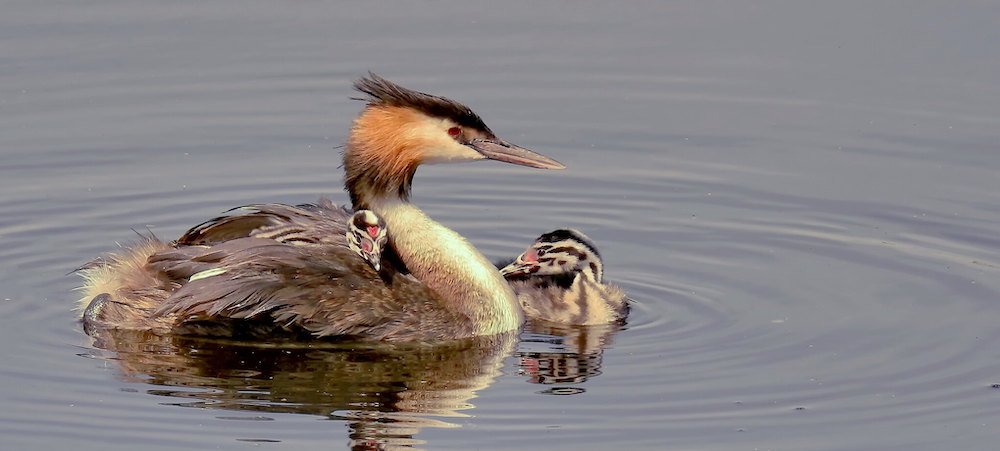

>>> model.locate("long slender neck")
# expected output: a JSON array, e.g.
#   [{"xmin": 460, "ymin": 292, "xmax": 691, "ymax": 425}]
[
  {"xmin": 344, "ymin": 106, "xmax": 422, "ymax": 210},
  {"xmin": 343, "ymin": 108, "xmax": 521, "ymax": 335},
  {"xmin": 369, "ymin": 198, "xmax": 522, "ymax": 335}
]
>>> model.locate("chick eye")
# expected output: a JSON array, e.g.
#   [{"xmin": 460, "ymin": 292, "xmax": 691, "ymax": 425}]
[{"xmin": 447, "ymin": 127, "xmax": 461, "ymax": 137}]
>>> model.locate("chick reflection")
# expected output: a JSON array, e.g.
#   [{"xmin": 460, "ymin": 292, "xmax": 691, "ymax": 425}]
[
  {"xmin": 515, "ymin": 319, "xmax": 624, "ymax": 389},
  {"xmin": 84, "ymin": 328, "xmax": 516, "ymax": 450}
]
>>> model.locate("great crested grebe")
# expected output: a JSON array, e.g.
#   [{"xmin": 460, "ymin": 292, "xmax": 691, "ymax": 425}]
[
  {"xmin": 78, "ymin": 74, "xmax": 565, "ymax": 341},
  {"xmin": 500, "ymin": 229, "xmax": 628, "ymax": 325}
]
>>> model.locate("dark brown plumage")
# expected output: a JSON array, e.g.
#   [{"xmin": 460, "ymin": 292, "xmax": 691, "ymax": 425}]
[{"xmin": 81, "ymin": 201, "xmax": 473, "ymax": 341}]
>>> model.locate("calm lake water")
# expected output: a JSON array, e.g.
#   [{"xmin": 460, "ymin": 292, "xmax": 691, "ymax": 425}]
[{"xmin": 2, "ymin": 1, "xmax": 999, "ymax": 450}]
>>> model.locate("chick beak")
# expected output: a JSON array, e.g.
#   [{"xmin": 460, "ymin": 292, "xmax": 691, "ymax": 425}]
[
  {"xmin": 499, "ymin": 261, "xmax": 535, "ymax": 277},
  {"xmin": 499, "ymin": 248, "xmax": 541, "ymax": 277},
  {"xmin": 365, "ymin": 250, "xmax": 381, "ymax": 272},
  {"xmin": 360, "ymin": 239, "xmax": 382, "ymax": 272}
]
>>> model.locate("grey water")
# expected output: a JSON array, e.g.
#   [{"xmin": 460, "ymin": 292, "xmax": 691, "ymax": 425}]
[{"xmin": 2, "ymin": 1, "xmax": 999, "ymax": 450}]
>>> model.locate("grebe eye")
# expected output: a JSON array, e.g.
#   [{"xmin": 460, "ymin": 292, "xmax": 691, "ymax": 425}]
[{"xmin": 447, "ymin": 127, "xmax": 461, "ymax": 137}]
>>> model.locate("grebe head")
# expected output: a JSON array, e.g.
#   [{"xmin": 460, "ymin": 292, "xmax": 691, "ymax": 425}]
[
  {"xmin": 344, "ymin": 73, "xmax": 565, "ymax": 209},
  {"xmin": 346, "ymin": 210, "xmax": 388, "ymax": 272},
  {"xmin": 500, "ymin": 229, "xmax": 604, "ymax": 282}
]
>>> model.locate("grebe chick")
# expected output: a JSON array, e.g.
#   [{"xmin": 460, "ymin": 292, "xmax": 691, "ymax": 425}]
[
  {"xmin": 78, "ymin": 74, "xmax": 565, "ymax": 341},
  {"xmin": 500, "ymin": 229, "xmax": 628, "ymax": 325},
  {"xmin": 346, "ymin": 210, "xmax": 388, "ymax": 272}
]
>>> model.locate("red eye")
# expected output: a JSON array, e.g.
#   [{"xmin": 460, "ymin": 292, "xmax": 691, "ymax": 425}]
[
  {"xmin": 447, "ymin": 127, "xmax": 461, "ymax": 136},
  {"xmin": 367, "ymin": 225, "xmax": 380, "ymax": 238}
]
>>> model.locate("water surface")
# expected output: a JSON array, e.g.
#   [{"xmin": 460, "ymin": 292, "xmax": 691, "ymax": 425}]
[{"xmin": 2, "ymin": 1, "xmax": 1000, "ymax": 450}]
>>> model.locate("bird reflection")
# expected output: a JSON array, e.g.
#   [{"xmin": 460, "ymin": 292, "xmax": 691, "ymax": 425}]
[
  {"xmin": 81, "ymin": 314, "xmax": 625, "ymax": 448},
  {"xmin": 515, "ymin": 319, "xmax": 625, "ymax": 390},
  {"xmin": 83, "ymin": 328, "xmax": 516, "ymax": 450}
]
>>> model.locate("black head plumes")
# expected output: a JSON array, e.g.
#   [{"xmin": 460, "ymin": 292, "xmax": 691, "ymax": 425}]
[{"xmin": 354, "ymin": 72, "xmax": 494, "ymax": 134}]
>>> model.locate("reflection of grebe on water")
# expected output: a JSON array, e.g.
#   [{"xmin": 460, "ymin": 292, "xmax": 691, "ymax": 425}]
[{"xmin": 84, "ymin": 328, "xmax": 517, "ymax": 450}]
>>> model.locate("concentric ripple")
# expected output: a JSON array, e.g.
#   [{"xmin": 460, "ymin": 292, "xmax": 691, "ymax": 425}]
[{"xmin": 4, "ymin": 2, "xmax": 1000, "ymax": 449}]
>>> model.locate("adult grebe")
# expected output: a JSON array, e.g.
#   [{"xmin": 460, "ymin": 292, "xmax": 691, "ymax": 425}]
[{"xmin": 78, "ymin": 74, "xmax": 565, "ymax": 341}]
